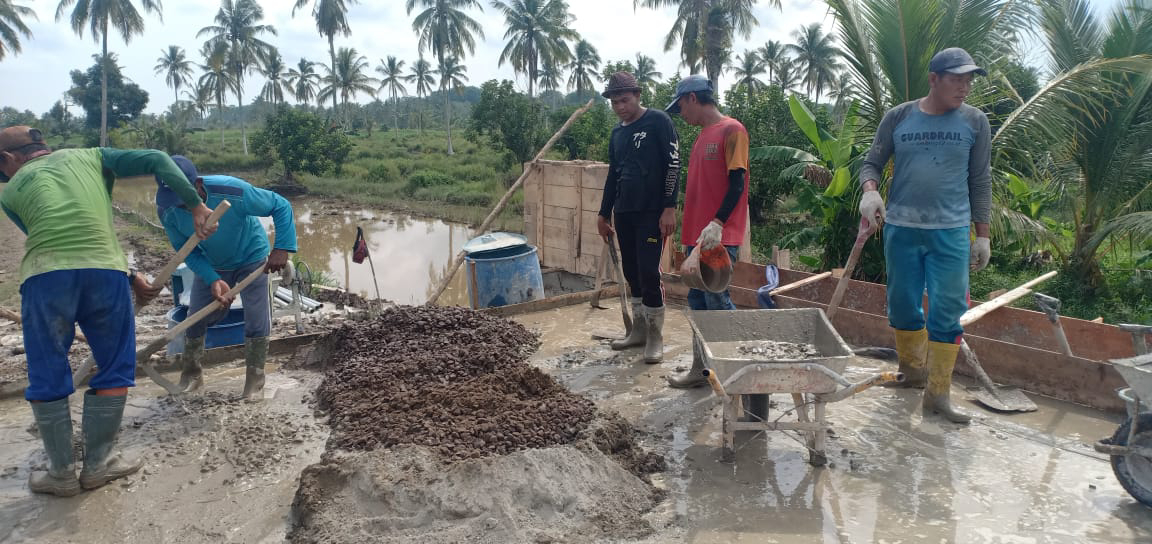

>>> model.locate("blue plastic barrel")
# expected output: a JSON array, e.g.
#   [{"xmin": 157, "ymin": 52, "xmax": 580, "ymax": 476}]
[
  {"xmin": 465, "ymin": 244, "xmax": 545, "ymax": 309},
  {"xmin": 165, "ymin": 305, "xmax": 247, "ymax": 355}
]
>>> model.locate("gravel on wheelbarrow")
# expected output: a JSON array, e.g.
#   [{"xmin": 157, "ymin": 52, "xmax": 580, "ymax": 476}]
[{"xmin": 314, "ymin": 305, "xmax": 615, "ymax": 463}]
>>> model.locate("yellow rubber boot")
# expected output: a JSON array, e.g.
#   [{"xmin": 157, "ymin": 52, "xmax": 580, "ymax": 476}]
[
  {"xmin": 922, "ymin": 341, "xmax": 971, "ymax": 424},
  {"xmin": 888, "ymin": 328, "xmax": 928, "ymax": 388}
]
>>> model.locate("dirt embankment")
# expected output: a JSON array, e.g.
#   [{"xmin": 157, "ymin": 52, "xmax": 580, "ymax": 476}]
[{"xmin": 289, "ymin": 305, "xmax": 667, "ymax": 543}]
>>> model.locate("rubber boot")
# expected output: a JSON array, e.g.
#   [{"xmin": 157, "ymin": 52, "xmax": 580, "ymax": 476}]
[
  {"xmin": 922, "ymin": 341, "xmax": 971, "ymax": 424},
  {"xmin": 643, "ymin": 305, "xmax": 664, "ymax": 364},
  {"xmin": 28, "ymin": 398, "xmax": 81, "ymax": 497},
  {"xmin": 241, "ymin": 336, "xmax": 269, "ymax": 400},
  {"xmin": 179, "ymin": 335, "xmax": 205, "ymax": 393},
  {"xmin": 886, "ymin": 328, "xmax": 928, "ymax": 388},
  {"xmin": 610, "ymin": 298, "xmax": 647, "ymax": 350},
  {"xmin": 78, "ymin": 391, "xmax": 142, "ymax": 490},
  {"xmin": 668, "ymin": 338, "xmax": 707, "ymax": 389}
]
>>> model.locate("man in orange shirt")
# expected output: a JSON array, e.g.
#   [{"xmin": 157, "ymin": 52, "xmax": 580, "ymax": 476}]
[{"xmin": 664, "ymin": 75, "xmax": 751, "ymax": 388}]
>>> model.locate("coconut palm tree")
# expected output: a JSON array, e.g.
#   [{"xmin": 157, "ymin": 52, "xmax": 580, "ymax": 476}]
[
  {"xmin": 406, "ymin": 56, "xmax": 435, "ymax": 134},
  {"xmin": 491, "ymin": 0, "xmax": 578, "ymax": 98},
  {"xmin": 197, "ymin": 41, "xmax": 236, "ymax": 147},
  {"xmin": 154, "ymin": 45, "xmax": 193, "ymax": 107},
  {"xmin": 291, "ymin": 0, "xmax": 356, "ymax": 115},
  {"xmin": 786, "ymin": 23, "xmax": 841, "ymax": 102},
  {"xmin": 0, "ymin": 0, "xmax": 35, "ymax": 61},
  {"xmin": 259, "ymin": 48, "xmax": 291, "ymax": 104},
  {"xmin": 407, "ymin": 0, "xmax": 484, "ymax": 153},
  {"xmin": 566, "ymin": 38, "xmax": 600, "ymax": 97},
  {"xmin": 55, "ymin": 0, "xmax": 162, "ymax": 146},
  {"xmin": 633, "ymin": 0, "xmax": 776, "ymax": 86},
  {"xmin": 759, "ymin": 39, "xmax": 785, "ymax": 83},
  {"xmin": 634, "ymin": 53, "xmax": 662, "ymax": 93},
  {"xmin": 183, "ymin": 82, "xmax": 211, "ymax": 122},
  {"xmin": 376, "ymin": 55, "xmax": 407, "ymax": 134},
  {"xmin": 198, "ymin": 0, "xmax": 277, "ymax": 155},
  {"xmin": 731, "ymin": 49, "xmax": 766, "ymax": 100},
  {"xmin": 774, "ymin": 57, "xmax": 801, "ymax": 92},
  {"xmin": 433, "ymin": 55, "xmax": 468, "ymax": 154},
  {"xmin": 285, "ymin": 58, "xmax": 321, "ymax": 106},
  {"xmin": 319, "ymin": 46, "xmax": 378, "ymax": 127}
]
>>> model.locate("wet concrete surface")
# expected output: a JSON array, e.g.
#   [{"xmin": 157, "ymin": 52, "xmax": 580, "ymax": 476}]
[
  {"xmin": 519, "ymin": 303, "xmax": 1152, "ymax": 543},
  {"xmin": 0, "ymin": 299, "xmax": 1149, "ymax": 542}
]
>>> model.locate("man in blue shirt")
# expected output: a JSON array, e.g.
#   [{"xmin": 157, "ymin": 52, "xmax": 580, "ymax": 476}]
[
  {"xmin": 858, "ymin": 48, "xmax": 992, "ymax": 424},
  {"xmin": 156, "ymin": 156, "xmax": 297, "ymax": 399}
]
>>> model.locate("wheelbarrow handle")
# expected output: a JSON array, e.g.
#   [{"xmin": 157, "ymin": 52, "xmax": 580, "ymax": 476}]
[
  {"xmin": 816, "ymin": 371, "xmax": 905, "ymax": 403},
  {"xmin": 702, "ymin": 369, "xmax": 727, "ymax": 398}
]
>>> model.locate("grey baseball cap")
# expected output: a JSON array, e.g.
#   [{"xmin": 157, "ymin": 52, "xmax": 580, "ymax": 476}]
[
  {"xmin": 929, "ymin": 47, "xmax": 987, "ymax": 76},
  {"xmin": 665, "ymin": 74, "xmax": 713, "ymax": 114}
]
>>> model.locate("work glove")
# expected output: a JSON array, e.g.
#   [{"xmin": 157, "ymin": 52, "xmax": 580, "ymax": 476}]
[
  {"xmin": 970, "ymin": 237, "xmax": 991, "ymax": 272},
  {"xmin": 696, "ymin": 220, "xmax": 723, "ymax": 250},
  {"xmin": 858, "ymin": 190, "xmax": 886, "ymax": 233}
]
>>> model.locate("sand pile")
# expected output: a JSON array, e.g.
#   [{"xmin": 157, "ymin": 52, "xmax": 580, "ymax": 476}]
[{"xmin": 291, "ymin": 305, "xmax": 667, "ymax": 543}]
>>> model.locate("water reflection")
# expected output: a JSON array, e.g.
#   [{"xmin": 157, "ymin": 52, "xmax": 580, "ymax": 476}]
[{"xmin": 112, "ymin": 177, "xmax": 473, "ymax": 306}]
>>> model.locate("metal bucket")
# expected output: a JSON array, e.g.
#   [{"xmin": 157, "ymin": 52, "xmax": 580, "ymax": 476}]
[{"xmin": 465, "ymin": 244, "xmax": 545, "ymax": 309}]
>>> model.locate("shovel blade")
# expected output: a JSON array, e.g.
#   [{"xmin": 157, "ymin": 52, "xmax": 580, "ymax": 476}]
[{"xmin": 968, "ymin": 386, "xmax": 1037, "ymax": 413}]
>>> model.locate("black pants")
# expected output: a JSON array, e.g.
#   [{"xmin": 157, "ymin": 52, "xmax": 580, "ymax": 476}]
[{"xmin": 614, "ymin": 210, "xmax": 665, "ymax": 308}]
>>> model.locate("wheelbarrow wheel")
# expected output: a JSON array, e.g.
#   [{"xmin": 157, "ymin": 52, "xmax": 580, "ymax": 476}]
[
  {"xmin": 1109, "ymin": 413, "xmax": 1152, "ymax": 508},
  {"xmin": 739, "ymin": 394, "xmax": 770, "ymax": 423}
]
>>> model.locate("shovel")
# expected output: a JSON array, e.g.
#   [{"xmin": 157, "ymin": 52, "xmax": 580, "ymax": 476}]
[
  {"xmin": 826, "ymin": 218, "xmax": 871, "ymax": 321},
  {"xmin": 605, "ymin": 236, "xmax": 633, "ymax": 334},
  {"xmin": 1034, "ymin": 293, "xmax": 1073, "ymax": 356},
  {"xmin": 960, "ymin": 340, "xmax": 1037, "ymax": 412},
  {"xmin": 589, "ymin": 242, "xmax": 610, "ymax": 310}
]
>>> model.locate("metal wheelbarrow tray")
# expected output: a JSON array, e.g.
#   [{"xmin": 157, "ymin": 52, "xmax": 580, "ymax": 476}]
[{"xmin": 687, "ymin": 308, "xmax": 902, "ymax": 466}]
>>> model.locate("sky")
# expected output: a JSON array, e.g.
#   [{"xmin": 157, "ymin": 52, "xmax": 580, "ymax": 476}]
[{"xmin": 0, "ymin": 0, "xmax": 1125, "ymax": 116}]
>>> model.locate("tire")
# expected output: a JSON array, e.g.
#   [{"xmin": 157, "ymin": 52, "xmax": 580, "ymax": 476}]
[
  {"xmin": 740, "ymin": 394, "xmax": 769, "ymax": 423},
  {"xmin": 1110, "ymin": 413, "xmax": 1152, "ymax": 508}
]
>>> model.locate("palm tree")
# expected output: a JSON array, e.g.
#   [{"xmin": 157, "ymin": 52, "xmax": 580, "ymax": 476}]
[
  {"xmin": 731, "ymin": 49, "xmax": 766, "ymax": 100},
  {"xmin": 198, "ymin": 0, "xmax": 277, "ymax": 155},
  {"xmin": 787, "ymin": 23, "xmax": 841, "ymax": 102},
  {"xmin": 197, "ymin": 41, "xmax": 236, "ymax": 147},
  {"xmin": 376, "ymin": 55, "xmax": 407, "ymax": 135},
  {"xmin": 55, "ymin": 0, "xmax": 162, "ymax": 146},
  {"xmin": 491, "ymin": 0, "xmax": 578, "ymax": 98},
  {"xmin": 433, "ymin": 55, "xmax": 468, "ymax": 154},
  {"xmin": 634, "ymin": 53, "xmax": 662, "ymax": 94},
  {"xmin": 407, "ymin": 0, "xmax": 485, "ymax": 154},
  {"xmin": 566, "ymin": 38, "xmax": 600, "ymax": 97},
  {"xmin": 537, "ymin": 61, "xmax": 563, "ymax": 107},
  {"xmin": 154, "ymin": 45, "xmax": 193, "ymax": 107},
  {"xmin": 319, "ymin": 47, "xmax": 377, "ymax": 127},
  {"xmin": 183, "ymin": 82, "xmax": 211, "ymax": 122},
  {"xmin": 634, "ymin": 0, "xmax": 776, "ymax": 86},
  {"xmin": 259, "ymin": 48, "xmax": 290, "ymax": 104},
  {"xmin": 406, "ymin": 56, "xmax": 435, "ymax": 134},
  {"xmin": 291, "ymin": 0, "xmax": 357, "ymax": 115},
  {"xmin": 774, "ymin": 57, "xmax": 801, "ymax": 92},
  {"xmin": 759, "ymin": 39, "xmax": 785, "ymax": 83},
  {"xmin": 286, "ymin": 58, "xmax": 321, "ymax": 106},
  {"xmin": 0, "ymin": 0, "xmax": 35, "ymax": 61}
]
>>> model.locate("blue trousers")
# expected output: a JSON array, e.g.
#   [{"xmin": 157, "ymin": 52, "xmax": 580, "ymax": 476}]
[
  {"xmin": 21, "ymin": 269, "xmax": 136, "ymax": 401},
  {"xmin": 884, "ymin": 225, "xmax": 970, "ymax": 343},
  {"xmin": 684, "ymin": 245, "xmax": 740, "ymax": 311},
  {"xmin": 186, "ymin": 260, "xmax": 271, "ymax": 340}
]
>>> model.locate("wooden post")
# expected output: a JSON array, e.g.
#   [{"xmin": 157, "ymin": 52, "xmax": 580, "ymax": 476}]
[{"xmin": 427, "ymin": 98, "xmax": 598, "ymax": 305}]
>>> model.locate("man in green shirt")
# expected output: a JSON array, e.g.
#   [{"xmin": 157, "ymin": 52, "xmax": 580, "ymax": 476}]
[{"xmin": 0, "ymin": 126, "xmax": 215, "ymax": 496}]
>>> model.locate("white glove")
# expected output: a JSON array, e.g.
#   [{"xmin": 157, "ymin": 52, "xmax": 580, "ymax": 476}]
[
  {"xmin": 970, "ymin": 237, "xmax": 991, "ymax": 272},
  {"xmin": 858, "ymin": 190, "xmax": 886, "ymax": 231},
  {"xmin": 696, "ymin": 220, "xmax": 723, "ymax": 250}
]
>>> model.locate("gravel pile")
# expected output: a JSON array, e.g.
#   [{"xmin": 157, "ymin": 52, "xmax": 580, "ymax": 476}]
[{"xmin": 314, "ymin": 305, "xmax": 603, "ymax": 461}]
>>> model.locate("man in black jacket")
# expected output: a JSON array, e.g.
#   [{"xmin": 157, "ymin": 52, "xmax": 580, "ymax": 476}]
[{"xmin": 596, "ymin": 72, "xmax": 681, "ymax": 364}]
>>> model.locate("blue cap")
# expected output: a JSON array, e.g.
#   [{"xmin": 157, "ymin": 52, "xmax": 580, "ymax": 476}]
[
  {"xmin": 665, "ymin": 74, "xmax": 713, "ymax": 114},
  {"xmin": 929, "ymin": 48, "xmax": 987, "ymax": 76},
  {"xmin": 155, "ymin": 154, "xmax": 198, "ymax": 216}
]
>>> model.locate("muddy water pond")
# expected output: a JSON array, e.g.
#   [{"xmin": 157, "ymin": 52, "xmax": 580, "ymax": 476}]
[{"xmin": 112, "ymin": 177, "xmax": 475, "ymax": 306}]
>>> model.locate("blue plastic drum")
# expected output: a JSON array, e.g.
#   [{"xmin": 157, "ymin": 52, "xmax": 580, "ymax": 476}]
[{"xmin": 465, "ymin": 244, "xmax": 545, "ymax": 309}]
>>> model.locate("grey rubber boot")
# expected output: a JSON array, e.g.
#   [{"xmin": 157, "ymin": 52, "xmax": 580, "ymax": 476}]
[
  {"xmin": 610, "ymin": 298, "xmax": 647, "ymax": 350},
  {"xmin": 78, "ymin": 392, "xmax": 142, "ymax": 490},
  {"xmin": 241, "ymin": 336, "xmax": 269, "ymax": 400},
  {"xmin": 28, "ymin": 398, "xmax": 81, "ymax": 497},
  {"xmin": 179, "ymin": 335, "xmax": 205, "ymax": 393},
  {"xmin": 668, "ymin": 337, "xmax": 708, "ymax": 389},
  {"xmin": 643, "ymin": 305, "xmax": 664, "ymax": 364}
]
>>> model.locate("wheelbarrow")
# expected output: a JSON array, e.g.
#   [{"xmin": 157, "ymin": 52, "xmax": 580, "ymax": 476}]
[
  {"xmin": 687, "ymin": 308, "xmax": 903, "ymax": 466},
  {"xmin": 1094, "ymin": 352, "xmax": 1152, "ymax": 507}
]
